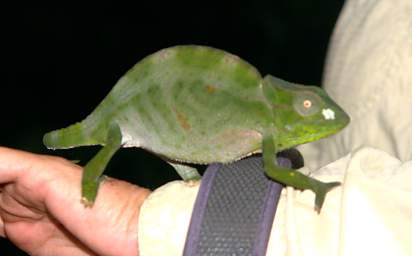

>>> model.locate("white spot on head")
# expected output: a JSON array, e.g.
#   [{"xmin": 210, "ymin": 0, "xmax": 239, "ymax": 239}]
[{"xmin": 322, "ymin": 108, "xmax": 335, "ymax": 120}]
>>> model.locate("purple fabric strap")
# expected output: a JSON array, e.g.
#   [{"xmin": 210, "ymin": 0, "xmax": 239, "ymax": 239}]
[{"xmin": 183, "ymin": 156, "xmax": 288, "ymax": 256}]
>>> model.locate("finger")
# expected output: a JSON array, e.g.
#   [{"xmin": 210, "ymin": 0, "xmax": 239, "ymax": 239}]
[
  {"xmin": 0, "ymin": 217, "xmax": 4, "ymax": 237},
  {"xmin": 0, "ymin": 147, "xmax": 41, "ymax": 184},
  {"xmin": 0, "ymin": 194, "xmax": 4, "ymax": 237}
]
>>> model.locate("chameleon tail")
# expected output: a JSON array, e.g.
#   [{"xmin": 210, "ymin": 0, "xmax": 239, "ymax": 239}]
[{"xmin": 43, "ymin": 122, "xmax": 101, "ymax": 149}]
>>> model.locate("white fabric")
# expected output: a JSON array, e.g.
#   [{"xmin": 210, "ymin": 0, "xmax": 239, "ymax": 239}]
[
  {"xmin": 299, "ymin": 0, "xmax": 412, "ymax": 169},
  {"xmin": 139, "ymin": 149, "xmax": 412, "ymax": 256},
  {"xmin": 138, "ymin": 181, "xmax": 199, "ymax": 256},
  {"xmin": 138, "ymin": 0, "xmax": 412, "ymax": 255}
]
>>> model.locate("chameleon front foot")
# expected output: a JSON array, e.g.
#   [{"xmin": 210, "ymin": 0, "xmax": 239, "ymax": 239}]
[
  {"xmin": 265, "ymin": 166, "xmax": 341, "ymax": 212},
  {"xmin": 312, "ymin": 181, "xmax": 341, "ymax": 213},
  {"xmin": 262, "ymin": 133, "xmax": 341, "ymax": 212}
]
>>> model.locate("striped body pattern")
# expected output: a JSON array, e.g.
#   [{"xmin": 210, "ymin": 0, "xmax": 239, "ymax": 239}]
[{"xmin": 45, "ymin": 46, "xmax": 269, "ymax": 164}]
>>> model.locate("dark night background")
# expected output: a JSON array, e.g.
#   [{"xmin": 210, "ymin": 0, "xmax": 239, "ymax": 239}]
[{"xmin": 2, "ymin": 1, "xmax": 344, "ymax": 255}]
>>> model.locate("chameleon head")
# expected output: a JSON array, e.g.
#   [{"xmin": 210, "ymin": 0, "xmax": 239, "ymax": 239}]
[{"xmin": 262, "ymin": 75, "xmax": 350, "ymax": 149}]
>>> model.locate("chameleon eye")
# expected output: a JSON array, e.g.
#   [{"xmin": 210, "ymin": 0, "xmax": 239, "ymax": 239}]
[
  {"xmin": 293, "ymin": 93, "xmax": 321, "ymax": 116},
  {"xmin": 303, "ymin": 99, "xmax": 312, "ymax": 108}
]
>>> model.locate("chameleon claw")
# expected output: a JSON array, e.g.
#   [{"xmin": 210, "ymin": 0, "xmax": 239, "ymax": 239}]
[
  {"xmin": 185, "ymin": 179, "xmax": 201, "ymax": 187},
  {"xmin": 313, "ymin": 181, "xmax": 341, "ymax": 213},
  {"xmin": 81, "ymin": 197, "xmax": 94, "ymax": 208}
]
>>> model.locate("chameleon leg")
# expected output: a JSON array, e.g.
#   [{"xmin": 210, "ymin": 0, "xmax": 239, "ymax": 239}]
[
  {"xmin": 81, "ymin": 123, "xmax": 122, "ymax": 207},
  {"xmin": 262, "ymin": 134, "xmax": 340, "ymax": 212},
  {"xmin": 168, "ymin": 162, "xmax": 201, "ymax": 181}
]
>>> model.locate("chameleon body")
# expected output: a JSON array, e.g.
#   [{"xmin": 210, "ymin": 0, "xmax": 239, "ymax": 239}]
[{"xmin": 43, "ymin": 45, "xmax": 349, "ymax": 211}]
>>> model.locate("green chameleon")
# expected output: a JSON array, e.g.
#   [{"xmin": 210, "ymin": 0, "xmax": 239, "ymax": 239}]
[{"xmin": 43, "ymin": 45, "xmax": 349, "ymax": 212}]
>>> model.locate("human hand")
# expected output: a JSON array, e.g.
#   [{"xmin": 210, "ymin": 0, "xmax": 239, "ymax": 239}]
[{"xmin": 0, "ymin": 147, "xmax": 150, "ymax": 256}]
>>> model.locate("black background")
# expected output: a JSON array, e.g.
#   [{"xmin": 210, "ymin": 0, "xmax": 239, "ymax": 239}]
[{"xmin": 1, "ymin": 1, "xmax": 344, "ymax": 255}]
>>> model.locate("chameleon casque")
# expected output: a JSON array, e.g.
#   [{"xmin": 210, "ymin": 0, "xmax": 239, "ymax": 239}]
[{"xmin": 43, "ymin": 45, "xmax": 349, "ymax": 212}]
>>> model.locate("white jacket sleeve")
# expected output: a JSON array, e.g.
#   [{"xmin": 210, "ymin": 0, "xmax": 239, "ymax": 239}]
[
  {"xmin": 138, "ymin": 148, "xmax": 412, "ymax": 256},
  {"xmin": 138, "ymin": 0, "xmax": 412, "ymax": 255}
]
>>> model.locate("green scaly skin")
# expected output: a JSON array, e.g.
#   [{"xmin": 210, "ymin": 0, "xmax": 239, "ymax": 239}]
[{"xmin": 43, "ymin": 45, "xmax": 350, "ymax": 212}]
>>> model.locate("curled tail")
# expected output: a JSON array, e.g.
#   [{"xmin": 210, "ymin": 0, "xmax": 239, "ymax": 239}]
[{"xmin": 43, "ymin": 122, "xmax": 102, "ymax": 149}]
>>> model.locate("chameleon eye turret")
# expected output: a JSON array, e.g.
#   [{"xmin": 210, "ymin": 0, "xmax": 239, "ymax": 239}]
[{"xmin": 44, "ymin": 45, "xmax": 349, "ymax": 212}]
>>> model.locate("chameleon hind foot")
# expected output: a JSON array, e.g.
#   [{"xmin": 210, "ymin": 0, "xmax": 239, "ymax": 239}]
[
  {"xmin": 81, "ymin": 123, "xmax": 122, "ymax": 207},
  {"xmin": 168, "ymin": 162, "xmax": 201, "ymax": 181}
]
